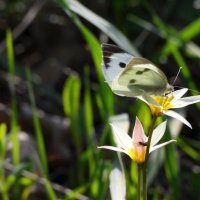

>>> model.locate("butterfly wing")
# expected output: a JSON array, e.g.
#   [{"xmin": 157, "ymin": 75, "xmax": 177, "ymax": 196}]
[
  {"xmin": 101, "ymin": 43, "xmax": 133, "ymax": 86},
  {"xmin": 116, "ymin": 57, "xmax": 170, "ymax": 96}
]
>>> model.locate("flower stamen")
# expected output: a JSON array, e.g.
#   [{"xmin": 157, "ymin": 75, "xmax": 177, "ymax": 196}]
[
  {"xmin": 149, "ymin": 95, "xmax": 175, "ymax": 116},
  {"xmin": 128, "ymin": 144, "xmax": 147, "ymax": 163}
]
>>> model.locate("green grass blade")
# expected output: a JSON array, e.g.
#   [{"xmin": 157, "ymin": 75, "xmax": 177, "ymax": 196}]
[
  {"xmin": 0, "ymin": 123, "xmax": 7, "ymax": 159},
  {"xmin": 6, "ymin": 29, "xmax": 19, "ymax": 166},
  {"xmin": 82, "ymin": 66, "xmax": 97, "ymax": 180},
  {"xmin": 42, "ymin": 178, "xmax": 57, "ymax": 200},
  {"xmin": 74, "ymin": 18, "xmax": 102, "ymax": 83},
  {"xmin": 64, "ymin": 184, "xmax": 88, "ymax": 200},
  {"xmin": 83, "ymin": 66, "xmax": 94, "ymax": 144},
  {"xmin": 26, "ymin": 67, "xmax": 57, "ymax": 199},
  {"xmin": 177, "ymin": 137, "xmax": 200, "ymax": 161},
  {"xmin": 160, "ymin": 18, "xmax": 200, "ymax": 57},
  {"xmin": 129, "ymin": 15, "xmax": 200, "ymax": 59},
  {"xmin": 170, "ymin": 47, "xmax": 199, "ymax": 96},
  {"xmin": 25, "ymin": 67, "xmax": 49, "ymax": 176},
  {"xmin": 6, "ymin": 30, "xmax": 15, "ymax": 75},
  {"xmin": 179, "ymin": 17, "xmax": 200, "ymax": 41},
  {"xmin": 75, "ymin": 17, "xmax": 115, "ymax": 116},
  {"xmin": 59, "ymin": 0, "xmax": 116, "ymax": 122},
  {"xmin": 62, "ymin": 75, "xmax": 82, "ymax": 152},
  {"xmin": 58, "ymin": 0, "xmax": 140, "ymax": 56},
  {"xmin": 164, "ymin": 132, "xmax": 180, "ymax": 200},
  {"xmin": 0, "ymin": 123, "xmax": 9, "ymax": 200}
]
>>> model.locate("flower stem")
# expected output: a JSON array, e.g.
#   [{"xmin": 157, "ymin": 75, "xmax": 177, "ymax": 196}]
[
  {"xmin": 137, "ymin": 164, "xmax": 142, "ymax": 200},
  {"xmin": 142, "ymin": 115, "xmax": 157, "ymax": 200}
]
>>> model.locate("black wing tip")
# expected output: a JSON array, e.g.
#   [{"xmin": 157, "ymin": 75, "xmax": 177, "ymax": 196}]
[
  {"xmin": 101, "ymin": 43, "xmax": 129, "ymax": 69},
  {"xmin": 101, "ymin": 43, "xmax": 126, "ymax": 55}
]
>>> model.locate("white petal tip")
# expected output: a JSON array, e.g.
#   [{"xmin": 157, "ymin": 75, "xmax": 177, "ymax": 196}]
[
  {"xmin": 186, "ymin": 124, "xmax": 192, "ymax": 129},
  {"xmin": 171, "ymin": 139, "xmax": 177, "ymax": 143}
]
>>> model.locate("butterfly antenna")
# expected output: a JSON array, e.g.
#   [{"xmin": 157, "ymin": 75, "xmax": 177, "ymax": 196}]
[{"xmin": 172, "ymin": 67, "xmax": 182, "ymax": 86}]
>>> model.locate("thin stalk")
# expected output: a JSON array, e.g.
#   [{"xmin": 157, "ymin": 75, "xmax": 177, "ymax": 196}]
[
  {"xmin": 142, "ymin": 115, "xmax": 157, "ymax": 200},
  {"xmin": 137, "ymin": 163, "xmax": 142, "ymax": 200}
]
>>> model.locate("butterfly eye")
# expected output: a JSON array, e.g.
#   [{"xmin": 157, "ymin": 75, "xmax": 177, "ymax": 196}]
[{"xmin": 164, "ymin": 84, "xmax": 174, "ymax": 95}]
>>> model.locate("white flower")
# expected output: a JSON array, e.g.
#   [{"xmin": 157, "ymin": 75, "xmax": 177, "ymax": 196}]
[
  {"xmin": 141, "ymin": 88, "xmax": 200, "ymax": 129},
  {"xmin": 98, "ymin": 117, "xmax": 176, "ymax": 163}
]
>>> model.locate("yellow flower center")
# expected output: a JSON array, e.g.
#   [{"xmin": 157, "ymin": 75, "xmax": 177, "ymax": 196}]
[
  {"xmin": 149, "ymin": 95, "xmax": 174, "ymax": 116},
  {"xmin": 128, "ymin": 145, "xmax": 146, "ymax": 163}
]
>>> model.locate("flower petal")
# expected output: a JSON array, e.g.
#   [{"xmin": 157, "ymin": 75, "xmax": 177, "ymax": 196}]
[
  {"xmin": 172, "ymin": 95, "xmax": 200, "ymax": 108},
  {"xmin": 169, "ymin": 88, "xmax": 188, "ymax": 100},
  {"xmin": 149, "ymin": 140, "xmax": 176, "ymax": 153},
  {"xmin": 132, "ymin": 117, "xmax": 147, "ymax": 144},
  {"xmin": 98, "ymin": 146, "xmax": 128, "ymax": 155},
  {"xmin": 163, "ymin": 110, "xmax": 192, "ymax": 129},
  {"xmin": 151, "ymin": 121, "xmax": 167, "ymax": 147},
  {"xmin": 138, "ymin": 95, "xmax": 160, "ymax": 107},
  {"xmin": 110, "ymin": 124, "xmax": 133, "ymax": 150}
]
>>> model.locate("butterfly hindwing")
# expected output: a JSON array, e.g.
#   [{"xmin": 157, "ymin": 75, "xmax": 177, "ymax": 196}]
[{"xmin": 117, "ymin": 58, "xmax": 168, "ymax": 96}]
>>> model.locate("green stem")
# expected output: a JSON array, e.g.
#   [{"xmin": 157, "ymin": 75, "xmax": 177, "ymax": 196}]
[
  {"xmin": 137, "ymin": 164, "xmax": 142, "ymax": 200},
  {"xmin": 142, "ymin": 115, "xmax": 157, "ymax": 200}
]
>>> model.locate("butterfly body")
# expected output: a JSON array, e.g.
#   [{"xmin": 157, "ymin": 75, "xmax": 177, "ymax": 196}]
[{"xmin": 102, "ymin": 43, "xmax": 173, "ymax": 97}]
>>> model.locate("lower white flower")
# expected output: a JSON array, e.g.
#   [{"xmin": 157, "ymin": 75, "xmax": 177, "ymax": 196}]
[{"xmin": 98, "ymin": 117, "xmax": 176, "ymax": 163}]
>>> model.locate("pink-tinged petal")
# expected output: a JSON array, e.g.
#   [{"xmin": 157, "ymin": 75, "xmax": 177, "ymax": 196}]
[
  {"xmin": 132, "ymin": 117, "xmax": 147, "ymax": 144},
  {"xmin": 172, "ymin": 95, "xmax": 200, "ymax": 108},
  {"xmin": 151, "ymin": 121, "xmax": 167, "ymax": 147},
  {"xmin": 98, "ymin": 146, "xmax": 128, "ymax": 155},
  {"xmin": 163, "ymin": 110, "xmax": 192, "ymax": 129},
  {"xmin": 149, "ymin": 140, "xmax": 176, "ymax": 153},
  {"xmin": 110, "ymin": 124, "xmax": 133, "ymax": 150},
  {"xmin": 169, "ymin": 88, "xmax": 188, "ymax": 100}
]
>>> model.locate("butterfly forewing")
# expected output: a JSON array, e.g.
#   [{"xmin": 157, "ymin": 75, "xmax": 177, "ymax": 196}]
[{"xmin": 101, "ymin": 44, "xmax": 132, "ymax": 85}]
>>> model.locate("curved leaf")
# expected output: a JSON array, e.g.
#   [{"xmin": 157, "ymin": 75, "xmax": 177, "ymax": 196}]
[{"xmin": 59, "ymin": 0, "xmax": 140, "ymax": 56}]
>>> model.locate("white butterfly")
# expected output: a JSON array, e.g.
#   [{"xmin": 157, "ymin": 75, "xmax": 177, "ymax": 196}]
[{"xmin": 101, "ymin": 43, "xmax": 173, "ymax": 103}]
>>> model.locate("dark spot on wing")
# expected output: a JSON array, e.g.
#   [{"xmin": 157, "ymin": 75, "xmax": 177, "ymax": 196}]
[
  {"xmin": 119, "ymin": 62, "xmax": 126, "ymax": 68},
  {"xmin": 139, "ymin": 142, "xmax": 147, "ymax": 146},
  {"xmin": 136, "ymin": 68, "xmax": 150, "ymax": 75},
  {"xmin": 136, "ymin": 70, "xmax": 143, "ymax": 75},
  {"xmin": 129, "ymin": 79, "xmax": 136, "ymax": 84},
  {"xmin": 144, "ymin": 68, "xmax": 150, "ymax": 72}
]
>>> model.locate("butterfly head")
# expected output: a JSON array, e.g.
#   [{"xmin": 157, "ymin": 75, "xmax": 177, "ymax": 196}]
[{"xmin": 165, "ymin": 83, "xmax": 174, "ymax": 95}]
